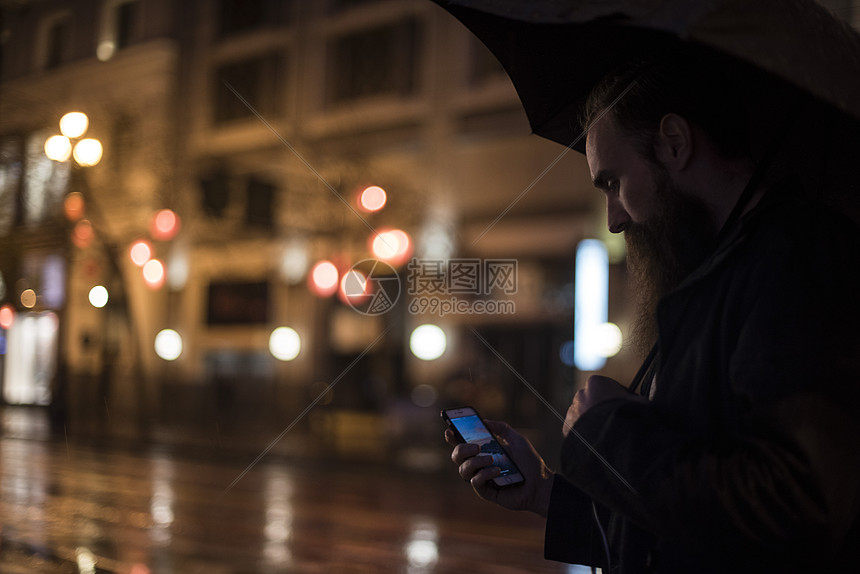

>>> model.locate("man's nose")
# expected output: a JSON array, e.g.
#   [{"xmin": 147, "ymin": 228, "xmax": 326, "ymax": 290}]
[{"xmin": 607, "ymin": 197, "xmax": 631, "ymax": 234}]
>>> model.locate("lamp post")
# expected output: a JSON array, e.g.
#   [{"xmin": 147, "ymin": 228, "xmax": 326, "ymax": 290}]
[{"xmin": 43, "ymin": 111, "xmax": 105, "ymax": 432}]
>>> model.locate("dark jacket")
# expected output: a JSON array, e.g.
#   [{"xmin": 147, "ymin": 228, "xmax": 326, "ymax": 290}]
[{"xmin": 545, "ymin": 183, "xmax": 860, "ymax": 573}]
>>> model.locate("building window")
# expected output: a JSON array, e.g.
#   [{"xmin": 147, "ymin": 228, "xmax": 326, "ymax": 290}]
[
  {"xmin": 326, "ymin": 17, "xmax": 420, "ymax": 106},
  {"xmin": 199, "ymin": 169, "xmax": 230, "ymax": 218},
  {"xmin": 216, "ymin": 0, "xmax": 291, "ymax": 38},
  {"xmin": 245, "ymin": 177, "xmax": 275, "ymax": 229},
  {"xmin": 38, "ymin": 12, "xmax": 71, "ymax": 70},
  {"xmin": 214, "ymin": 52, "xmax": 284, "ymax": 124},
  {"xmin": 206, "ymin": 281, "xmax": 269, "ymax": 325},
  {"xmin": 115, "ymin": 0, "xmax": 139, "ymax": 50}
]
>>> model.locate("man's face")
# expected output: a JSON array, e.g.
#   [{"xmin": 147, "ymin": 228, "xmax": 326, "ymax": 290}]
[
  {"xmin": 586, "ymin": 115, "xmax": 661, "ymax": 233},
  {"xmin": 586, "ymin": 115, "xmax": 718, "ymax": 352}
]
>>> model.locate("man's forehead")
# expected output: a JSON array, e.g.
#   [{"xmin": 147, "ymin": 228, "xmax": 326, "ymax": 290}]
[{"xmin": 585, "ymin": 115, "xmax": 612, "ymax": 175}]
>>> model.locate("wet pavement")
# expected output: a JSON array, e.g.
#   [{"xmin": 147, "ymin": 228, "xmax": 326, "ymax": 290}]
[{"xmin": 0, "ymin": 408, "xmax": 573, "ymax": 573}]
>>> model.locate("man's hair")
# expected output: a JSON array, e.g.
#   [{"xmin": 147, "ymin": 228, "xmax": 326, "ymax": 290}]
[{"xmin": 581, "ymin": 49, "xmax": 752, "ymax": 163}]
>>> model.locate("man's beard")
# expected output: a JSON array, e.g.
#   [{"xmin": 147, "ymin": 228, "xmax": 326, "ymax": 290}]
[{"xmin": 625, "ymin": 165, "xmax": 718, "ymax": 356}]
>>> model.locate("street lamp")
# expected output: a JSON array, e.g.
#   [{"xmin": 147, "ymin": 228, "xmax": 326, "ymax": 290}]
[{"xmin": 44, "ymin": 111, "xmax": 103, "ymax": 166}]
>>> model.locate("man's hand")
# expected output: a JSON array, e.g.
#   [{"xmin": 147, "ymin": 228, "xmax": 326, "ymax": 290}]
[
  {"xmin": 445, "ymin": 420, "xmax": 555, "ymax": 518},
  {"xmin": 564, "ymin": 375, "xmax": 637, "ymax": 437}
]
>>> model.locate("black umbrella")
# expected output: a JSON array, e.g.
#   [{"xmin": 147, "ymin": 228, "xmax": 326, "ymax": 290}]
[
  {"xmin": 433, "ymin": 0, "xmax": 860, "ymax": 147},
  {"xmin": 433, "ymin": 0, "xmax": 860, "ymax": 218}
]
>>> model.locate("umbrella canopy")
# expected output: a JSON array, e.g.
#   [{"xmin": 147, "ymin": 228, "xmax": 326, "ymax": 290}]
[{"xmin": 434, "ymin": 0, "xmax": 860, "ymax": 152}]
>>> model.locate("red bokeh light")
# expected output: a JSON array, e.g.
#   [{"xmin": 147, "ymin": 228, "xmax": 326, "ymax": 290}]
[
  {"xmin": 150, "ymin": 209, "xmax": 180, "ymax": 241},
  {"xmin": 0, "ymin": 304, "xmax": 14, "ymax": 330},
  {"xmin": 64, "ymin": 192, "xmax": 85, "ymax": 221},
  {"xmin": 129, "ymin": 239, "xmax": 153, "ymax": 267},
  {"xmin": 358, "ymin": 186, "xmax": 387, "ymax": 212},
  {"xmin": 309, "ymin": 260, "xmax": 339, "ymax": 297}
]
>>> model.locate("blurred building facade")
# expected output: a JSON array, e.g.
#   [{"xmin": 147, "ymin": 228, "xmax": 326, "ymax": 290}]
[
  {"xmin": 0, "ymin": 0, "xmax": 180, "ymax": 440},
  {"xmin": 1, "ymin": 0, "xmax": 855, "ymax": 459}
]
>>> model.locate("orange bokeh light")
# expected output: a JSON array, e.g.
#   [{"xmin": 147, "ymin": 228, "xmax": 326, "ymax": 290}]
[
  {"xmin": 358, "ymin": 186, "xmax": 387, "ymax": 212},
  {"xmin": 370, "ymin": 228, "xmax": 412, "ymax": 266},
  {"xmin": 72, "ymin": 219, "xmax": 94, "ymax": 249},
  {"xmin": 129, "ymin": 239, "xmax": 153, "ymax": 267},
  {"xmin": 142, "ymin": 259, "xmax": 165, "ymax": 289},
  {"xmin": 150, "ymin": 209, "xmax": 180, "ymax": 241},
  {"xmin": 0, "ymin": 304, "xmax": 14, "ymax": 330},
  {"xmin": 309, "ymin": 260, "xmax": 339, "ymax": 297},
  {"xmin": 64, "ymin": 192, "xmax": 85, "ymax": 221}
]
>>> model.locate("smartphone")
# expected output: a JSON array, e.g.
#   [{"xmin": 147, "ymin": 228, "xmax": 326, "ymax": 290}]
[{"xmin": 441, "ymin": 406, "xmax": 525, "ymax": 487}]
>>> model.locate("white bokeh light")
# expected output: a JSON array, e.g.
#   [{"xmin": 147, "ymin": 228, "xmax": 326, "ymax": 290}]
[
  {"xmin": 409, "ymin": 324, "xmax": 447, "ymax": 361},
  {"xmin": 154, "ymin": 329, "xmax": 182, "ymax": 361},
  {"xmin": 280, "ymin": 239, "xmax": 309, "ymax": 284},
  {"xmin": 72, "ymin": 138, "xmax": 103, "ymax": 167},
  {"xmin": 44, "ymin": 135, "xmax": 72, "ymax": 162},
  {"xmin": 269, "ymin": 327, "xmax": 301, "ymax": 361},
  {"xmin": 88, "ymin": 286, "xmax": 109, "ymax": 308},
  {"xmin": 593, "ymin": 322, "xmax": 623, "ymax": 358},
  {"xmin": 60, "ymin": 112, "xmax": 89, "ymax": 138},
  {"xmin": 143, "ymin": 259, "xmax": 166, "ymax": 289}
]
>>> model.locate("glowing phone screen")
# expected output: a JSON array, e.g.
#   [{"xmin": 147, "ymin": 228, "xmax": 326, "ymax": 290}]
[{"xmin": 451, "ymin": 415, "xmax": 519, "ymax": 477}]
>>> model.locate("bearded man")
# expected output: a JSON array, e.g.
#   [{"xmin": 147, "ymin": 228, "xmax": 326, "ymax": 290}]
[{"xmin": 447, "ymin": 53, "xmax": 860, "ymax": 573}]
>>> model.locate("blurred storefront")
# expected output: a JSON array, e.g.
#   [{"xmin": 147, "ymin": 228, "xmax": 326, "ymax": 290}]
[{"xmin": 0, "ymin": 0, "xmax": 686, "ymax": 460}]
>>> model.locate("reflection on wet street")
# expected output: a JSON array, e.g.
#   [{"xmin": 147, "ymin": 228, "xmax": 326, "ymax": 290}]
[{"xmin": 0, "ymin": 411, "xmax": 569, "ymax": 573}]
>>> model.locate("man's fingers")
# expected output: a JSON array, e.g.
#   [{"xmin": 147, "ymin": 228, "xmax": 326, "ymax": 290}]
[
  {"xmin": 458, "ymin": 454, "xmax": 493, "ymax": 481},
  {"xmin": 451, "ymin": 442, "xmax": 480, "ymax": 465},
  {"xmin": 470, "ymin": 465, "xmax": 502, "ymax": 488}
]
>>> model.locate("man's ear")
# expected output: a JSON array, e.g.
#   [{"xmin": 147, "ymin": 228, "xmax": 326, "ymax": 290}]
[{"xmin": 655, "ymin": 113, "xmax": 693, "ymax": 171}]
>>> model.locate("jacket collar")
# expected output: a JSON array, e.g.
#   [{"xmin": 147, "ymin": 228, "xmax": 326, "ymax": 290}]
[{"xmin": 662, "ymin": 177, "xmax": 803, "ymax": 297}]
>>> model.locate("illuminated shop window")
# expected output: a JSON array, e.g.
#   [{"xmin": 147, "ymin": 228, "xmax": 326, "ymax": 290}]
[
  {"xmin": 3, "ymin": 311, "xmax": 57, "ymax": 405},
  {"xmin": 23, "ymin": 131, "xmax": 70, "ymax": 226},
  {"xmin": 0, "ymin": 138, "xmax": 22, "ymax": 236}
]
